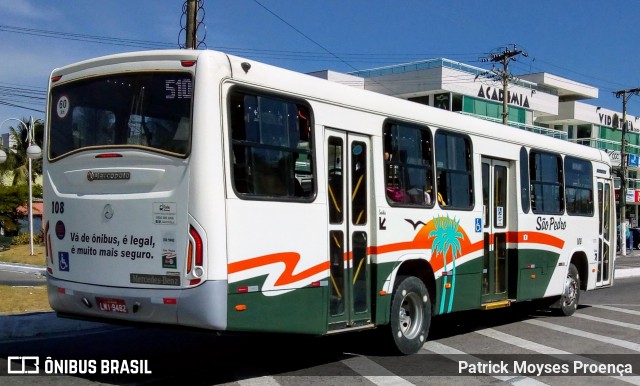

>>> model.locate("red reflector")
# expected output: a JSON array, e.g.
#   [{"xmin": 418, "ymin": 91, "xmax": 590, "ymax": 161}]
[
  {"xmin": 58, "ymin": 288, "xmax": 66, "ymax": 294},
  {"xmin": 47, "ymin": 267, "xmax": 53, "ymax": 274},
  {"xmin": 95, "ymin": 153, "xmax": 123, "ymax": 158},
  {"xmin": 189, "ymin": 278, "xmax": 201, "ymax": 286},
  {"xmin": 51, "ymin": 75, "xmax": 62, "ymax": 82},
  {"xmin": 237, "ymin": 286, "xmax": 248, "ymax": 293},
  {"xmin": 311, "ymin": 281, "xmax": 320, "ymax": 287},
  {"xmin": 48, "ymin": 235, "xmax": 53, "ymax": 263},
  {"xmin": 181, "ymin": 60, "xmax": 196, "ymax": 67},
  {"xmin": 163, "ymin": 298, "xmax": 177, "ymax": 305}
]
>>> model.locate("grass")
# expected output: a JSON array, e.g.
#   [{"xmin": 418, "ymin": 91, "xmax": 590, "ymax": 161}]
[
  {"xmin": 0, "ymin": 285, "xmax": 51, "ymax": 314},
  {"xmin": 0, "ymin": 243, "xmax": 51, "ymax": 314},
  {"xmin": 0, "ymin": 243, "xmax": 46, "ymax": 266}
]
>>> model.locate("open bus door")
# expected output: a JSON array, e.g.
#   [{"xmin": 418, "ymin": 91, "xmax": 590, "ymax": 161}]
[
  {"xmin": 325, "ymin": 128, "xmax": 373, "ymax": 331},
  {"xmin": 596, "ymin": 178, "xmax": 614, "ymax": 286}
]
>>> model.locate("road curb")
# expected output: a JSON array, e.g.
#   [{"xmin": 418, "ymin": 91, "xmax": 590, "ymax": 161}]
[{"xmin": 0, "ymin": 263, "xmax": 46, "ymax": 275}]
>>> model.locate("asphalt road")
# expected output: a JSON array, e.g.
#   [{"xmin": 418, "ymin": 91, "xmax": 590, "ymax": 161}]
[
  {"xmin": 0, "ymin": 266, "xmax": 45, "ymax": 287},
  {"xmin": 0, "ymin": 276, "xmax": 639, "ymax": 385}
]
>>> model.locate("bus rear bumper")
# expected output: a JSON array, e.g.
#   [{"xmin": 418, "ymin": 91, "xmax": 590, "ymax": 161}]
[{"xmin": 47, "ymin": 276, "xmax": 228, "ymax": 331}]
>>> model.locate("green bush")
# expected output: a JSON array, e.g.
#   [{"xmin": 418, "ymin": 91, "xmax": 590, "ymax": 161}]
[{"xmin": 12, "ymin": 233, "xmax": 43, "ymax": 245}]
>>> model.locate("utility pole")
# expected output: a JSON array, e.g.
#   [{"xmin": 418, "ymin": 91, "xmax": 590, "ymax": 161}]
[
  {"xmin": 614, "ymin": 87, "xmax": 640, "ymax": 256},
  {"xmin": 185, "ymin": 0, "xmax": 198, "ymax": 49},
  {"xmin": 481, "ymin": 45, "xmax": 528, "ymax": 125}
]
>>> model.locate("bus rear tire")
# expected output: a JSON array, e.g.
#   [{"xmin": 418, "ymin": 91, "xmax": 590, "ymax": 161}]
[
  {"xmin": 557, "ymin": 263, "xmax": 580, "ymax": 316},
  {"xmin": 388, "ymin": 275, "xmax": 431, "ymax": 355}
]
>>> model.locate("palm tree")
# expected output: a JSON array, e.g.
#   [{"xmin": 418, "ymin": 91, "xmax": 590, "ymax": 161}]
[{"xmin": 0, "ymin": 118, "xmax": 43, "ymax": 186}]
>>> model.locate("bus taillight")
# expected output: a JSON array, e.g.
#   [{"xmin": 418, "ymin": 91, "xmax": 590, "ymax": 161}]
[
  {"xmin": 44, "ymin": 221, "xmax": 53, "ymax": 264},
  {"xmin": 187, "ymin": 225, "xmax": 203, "ymax": 281}
]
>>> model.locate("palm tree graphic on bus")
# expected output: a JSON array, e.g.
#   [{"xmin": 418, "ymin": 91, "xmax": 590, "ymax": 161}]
[{"xmin": 428, "ymin": 215, "xmax": 464, "ymax": 314}]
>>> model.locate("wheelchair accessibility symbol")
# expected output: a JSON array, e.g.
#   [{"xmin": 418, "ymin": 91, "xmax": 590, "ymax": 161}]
[
  {"xmin": 475, "ymin": 218, "xmax": 482, "ymax": 233},
  {"xmin": 59, "ymin": 252, "xmax": 69, "ymax": 271}
]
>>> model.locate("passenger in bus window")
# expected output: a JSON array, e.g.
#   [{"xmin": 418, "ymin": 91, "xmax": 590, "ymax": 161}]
[{"xmin": 424, "ymin": 189, "xmax": 433, "ymax": 205}]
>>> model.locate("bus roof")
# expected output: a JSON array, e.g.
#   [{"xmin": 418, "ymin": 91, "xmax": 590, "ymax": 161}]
[{"xmin": 50, "ymin": 49, "xmax": 610, "ymax": 166}]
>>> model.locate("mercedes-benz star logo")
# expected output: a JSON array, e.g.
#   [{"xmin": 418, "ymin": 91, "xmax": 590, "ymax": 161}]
[{"xmin": 103, "ymin": 204, "xmax": 114, "ymax": 220}]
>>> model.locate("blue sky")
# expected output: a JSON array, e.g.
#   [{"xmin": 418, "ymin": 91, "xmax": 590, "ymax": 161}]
[{"xmin": 1, "ymin": 0, "xmax": 639, "ymax": 134}]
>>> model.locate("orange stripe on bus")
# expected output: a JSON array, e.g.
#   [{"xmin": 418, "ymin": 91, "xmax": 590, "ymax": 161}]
[
  {"xmin": 228, "ymin": 252, "xmax": 330, "ymax": 286},
  {"xmin": 228, "ymin": 231, "xmax": 563, "ymax": 286},
  {"xmin": 511, "ymin": 231, "xmax": 565, "ymax": 249}
]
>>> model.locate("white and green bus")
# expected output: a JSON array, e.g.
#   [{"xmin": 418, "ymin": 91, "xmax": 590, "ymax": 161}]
[{"xmin": 44, "ymin": 50, "xmax": 615, "ymax": 354}]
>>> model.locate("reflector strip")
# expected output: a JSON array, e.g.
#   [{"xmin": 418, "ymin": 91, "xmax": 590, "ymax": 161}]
[{"xmin": 237, "ymin": 285, "xmax": 259, "ymax": 293}]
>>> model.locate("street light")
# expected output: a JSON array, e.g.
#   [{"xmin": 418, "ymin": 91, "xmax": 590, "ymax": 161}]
[{"xmin": 0, "ymin": 117, "xmax": 42, "ymax": 256}]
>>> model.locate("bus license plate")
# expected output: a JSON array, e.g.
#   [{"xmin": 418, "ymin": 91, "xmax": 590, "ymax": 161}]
[{"xmin": 96, "ymin": 297, "xmax": 128, "ymax": 313}]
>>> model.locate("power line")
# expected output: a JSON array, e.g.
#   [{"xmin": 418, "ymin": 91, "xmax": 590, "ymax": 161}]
[
  {"xmin": 0, "ymin": 24, "xmax": 174, "ymax": 49},
  {"xmin": 479, "ymin": 45, "xmax": 528, "ymax": 125},
  {"xmin": 251, "ymin": 0, "xmax": 360, "ymax": 73},
  {"xmin": 0, "ymin": 81, "xmax": 47, "ymax": 114}
]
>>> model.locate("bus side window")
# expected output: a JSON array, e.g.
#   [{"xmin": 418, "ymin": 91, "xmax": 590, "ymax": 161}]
[
  {"xmin": 383, "ymin": 121, "xmax": 433, "ymax": 207},
  {"xmin": 229, "ymin": 90, "xmax": 314, "ymax": 200},
  {"xmin": 529, "ymin": 150, "xmax": 564, "ymax": 214},
  {"xmin": 434, "ymin": 130, "xmax": 473, "ymax": 210}
]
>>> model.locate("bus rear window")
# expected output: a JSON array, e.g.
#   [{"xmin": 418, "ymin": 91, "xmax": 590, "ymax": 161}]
[{"xmin": 48, "ymin": 72, "xmax": 193, "ymax": 159}]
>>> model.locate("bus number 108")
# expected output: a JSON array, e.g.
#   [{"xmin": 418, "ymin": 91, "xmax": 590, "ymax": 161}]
[{"xmin": 51, "ymin": 201, "xmax": 65, "ymax": 214}]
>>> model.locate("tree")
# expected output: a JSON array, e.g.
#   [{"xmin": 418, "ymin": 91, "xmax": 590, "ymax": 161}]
[
  {"xmin": 0, "ymin": 184, "xmax": 42, "ymax": 236},
  {"xmin": 0, "ymin": 118, "xmax": 43, "ymax": 187}
]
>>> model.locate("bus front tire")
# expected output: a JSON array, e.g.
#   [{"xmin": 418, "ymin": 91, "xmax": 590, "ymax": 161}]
[
  {"xmin": 557, "ymin": 263, "xmax": 580, "ymax": 316},
  {"xmin": 388, "ymin": 276, "xmax": 431, "ymax": 355}
]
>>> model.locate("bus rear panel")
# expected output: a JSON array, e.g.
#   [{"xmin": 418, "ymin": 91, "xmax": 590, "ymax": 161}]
[{"xmin": 45, "ymin": 52, "xmax": 228, "ymax": 330}]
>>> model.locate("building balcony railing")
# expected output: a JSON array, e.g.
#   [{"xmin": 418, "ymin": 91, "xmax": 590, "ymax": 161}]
[
  {"xmin": 458, "ymin": 112, "xmax": 567, "ymax": 140},
  {"xmin": 567, "ymin": 137, "xmax": 640, "ymax": 156}
]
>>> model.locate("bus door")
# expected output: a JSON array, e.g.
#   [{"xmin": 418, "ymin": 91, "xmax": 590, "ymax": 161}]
[
  {"xmin": 596, "ymin": 178, "xmax": 613, "ymax": 286},
  {"xmin": 481, "ymin": 157, "xmax": 511, "ymax": 304},
  {"xmin": 326, "ymin": 128, "xmax": 372, "ymax": 331}
]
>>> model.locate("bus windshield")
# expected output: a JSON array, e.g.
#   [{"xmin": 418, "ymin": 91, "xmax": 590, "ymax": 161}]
[{"xmin": 48, "ymin": 72, "xmax": 193, "ymax": 160}]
